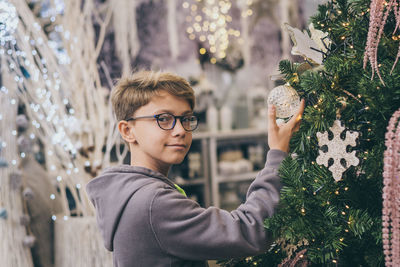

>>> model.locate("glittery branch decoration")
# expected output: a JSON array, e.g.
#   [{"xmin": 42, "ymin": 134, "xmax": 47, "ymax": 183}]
[
  {"xmin": 316, "ymin": 120, "xmax": 359, "ymax": 181},
  {"xmin": 278, "ymin": 249, "xmax": 308, "ymax": 267},
  {"xmin": 363, "ymin": 0, "xmax": 400, "ymax": 84},
  {"xmin": 382, "ymin": 107, "xmax": 400, "ymax": 266}
]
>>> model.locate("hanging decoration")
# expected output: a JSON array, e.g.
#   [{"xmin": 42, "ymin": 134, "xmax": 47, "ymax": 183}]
[
  {"xmin": 267, "ymin": 83, "xmax": 301, "ymax": 119},
  {"xmin": 0, "ymin": 207, "xmax": 7, "ymax": 219},
  {"xmin": 316, "ymin": 120, "xmax": 359, "ymax": 181},
  {"xmin": 0, "ymin": 141, "xmax": 6, "ymax": 167},
  {"xmin": 0, "ymin": 158, "xmax": 7, "ymax": 167},
  {"xmin": 283, "ymin": 23, "xmax": 331, "ymax": 66},
  {"xmin": 22, "ymin": 235, "xmax": 36, "ymax": 248},
  {"xmin": 364, "ymin": 0, "xmax": 400, "ymax": 84},
  {"xmin": 182, "ymin": 0, "xmax": 249, "ymax": 63},
  {"xmin": 0, "ymin": 0, "xmax": 18, "ymax": 43},
  {"xmin": 382, "ymin": 107, "xmax": 400, "ymax": 266}
]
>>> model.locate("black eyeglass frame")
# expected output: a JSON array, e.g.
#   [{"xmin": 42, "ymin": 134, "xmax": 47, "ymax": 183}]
[{"xmin": 125, "ymin": 113, "xmax": 199, "ymax": 131}]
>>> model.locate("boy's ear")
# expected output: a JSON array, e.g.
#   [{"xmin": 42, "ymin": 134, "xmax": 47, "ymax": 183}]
[{"xmin": 118, "ymin": 120, "xmax": 136, "ymax": 143}]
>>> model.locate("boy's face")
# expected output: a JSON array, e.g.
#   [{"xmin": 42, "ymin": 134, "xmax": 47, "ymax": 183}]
[{"xmin": 121, "ymin": 90, "xmax": 193, "ymax": 174}]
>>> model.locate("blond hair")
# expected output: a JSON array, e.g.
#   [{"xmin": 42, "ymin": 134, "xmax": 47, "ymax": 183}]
[{"xmin": 111, "ymin": 71, "xmax": 195, "ymax": 121}]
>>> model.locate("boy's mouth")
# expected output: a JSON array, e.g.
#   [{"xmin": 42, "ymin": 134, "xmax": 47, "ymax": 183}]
[{"xmin": 166, "ymin": 144, "xmax": 187, "ymax": 148}]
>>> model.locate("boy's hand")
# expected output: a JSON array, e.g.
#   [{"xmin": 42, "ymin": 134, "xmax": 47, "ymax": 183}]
[{"xmin": 267, "ymin": 99, "xmax": 305, "ymax": 153}]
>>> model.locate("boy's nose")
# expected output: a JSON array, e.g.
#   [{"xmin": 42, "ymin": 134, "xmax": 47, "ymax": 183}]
[{"xmin": 172, "ymin": 119, "xmax": 186, "ymax": 135}]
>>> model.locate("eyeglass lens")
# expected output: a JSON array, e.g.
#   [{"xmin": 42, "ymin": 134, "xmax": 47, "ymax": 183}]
[{"xmin": 157, "ymin": 114, "xmax": 198, "ymax": 131}]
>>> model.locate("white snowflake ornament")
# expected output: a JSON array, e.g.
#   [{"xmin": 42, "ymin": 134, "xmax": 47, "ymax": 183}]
[{"xmin": 316, "ymin": 120, "xmax": 359, "ymax": 181}]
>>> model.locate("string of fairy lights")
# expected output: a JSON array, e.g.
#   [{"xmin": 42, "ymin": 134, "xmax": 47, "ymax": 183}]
[
  {"xmin": 182, "ymin": 0, "xmax": 253, "ymax": 64},
  {"xmin": 0, "ymin": 0, "xmax": 81, "ymax": 224}
]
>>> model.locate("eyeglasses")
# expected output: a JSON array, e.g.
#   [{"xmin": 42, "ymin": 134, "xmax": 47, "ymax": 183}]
[{"xmin": 126, "ymin": 113, "xmax": 199, "ymax": 131}]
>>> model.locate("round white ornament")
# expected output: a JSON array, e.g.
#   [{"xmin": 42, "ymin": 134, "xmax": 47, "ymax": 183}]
[{"xmin": 267, "ymin": 84, "xmax": 301, "ymax": 119}]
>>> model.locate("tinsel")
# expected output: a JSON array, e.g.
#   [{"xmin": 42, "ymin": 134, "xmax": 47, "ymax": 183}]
[
  {"xmin": 363, "ymin": 0, "xmax": 400, "ymax": 83},
  {"xmin": 382, "ymin": 107, "xmax": 400, "ymax": 266}
]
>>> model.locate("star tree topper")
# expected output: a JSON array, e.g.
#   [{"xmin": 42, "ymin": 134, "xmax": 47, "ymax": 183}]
[{"xmin": 316, "ymin": 120, "xmax": 359, "ymax": 181}]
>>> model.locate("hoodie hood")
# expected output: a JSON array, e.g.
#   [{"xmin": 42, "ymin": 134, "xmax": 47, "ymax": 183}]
[{"xmin": 86, "ymin": 165, "xmax": 175, "ymax": 251}]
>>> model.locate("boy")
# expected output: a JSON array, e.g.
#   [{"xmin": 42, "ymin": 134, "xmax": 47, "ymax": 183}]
[{"xmin": 86, "ymin": 70, "xmax": 305, "ymax": 267}]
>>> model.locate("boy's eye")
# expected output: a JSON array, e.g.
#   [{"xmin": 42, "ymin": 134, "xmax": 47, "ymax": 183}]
[
  {"xmin": 182, "ymin": 116, "xmax": 195, "ymax": 122},
  {"xmin": 158, "ymin": 114, "xmax": 173, "ymax": 122}
]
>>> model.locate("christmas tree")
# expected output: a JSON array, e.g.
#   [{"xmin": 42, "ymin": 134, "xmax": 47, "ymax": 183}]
[{"xmin": 221, "ymin": 0, "xmax": 400, "ymax": 266}]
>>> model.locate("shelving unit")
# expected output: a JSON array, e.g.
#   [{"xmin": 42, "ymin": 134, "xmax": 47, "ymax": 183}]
[
  {"xmin": 169, "ymin": 137, "xmax": 211, "ymax": 207},
  {"xmin": 169, "ymin": 128, "xmax": 268, "ymax": 209},
  {"xmin": 207, "ymin": 128, "xmax": 268, "ymax": 208}
]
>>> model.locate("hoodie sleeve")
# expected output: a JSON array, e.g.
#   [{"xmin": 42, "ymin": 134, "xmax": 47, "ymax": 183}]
[{"xmin": 149, "ymin": 149, "xmax": 287, "ymax": 260}]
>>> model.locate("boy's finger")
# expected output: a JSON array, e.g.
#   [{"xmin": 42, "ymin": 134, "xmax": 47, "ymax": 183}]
[{"xmin": 268, "ymin": 105, "xmax": 278, "ymax": 131}]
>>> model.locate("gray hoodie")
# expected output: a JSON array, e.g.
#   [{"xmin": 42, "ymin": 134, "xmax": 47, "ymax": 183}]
[{"xmin": 86, "ymin": 149, "xmax": 287, "ymax": 267}]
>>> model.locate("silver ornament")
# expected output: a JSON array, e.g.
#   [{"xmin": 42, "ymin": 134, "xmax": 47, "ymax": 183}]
[
  {"xmin": 267, "ymin": 84, "xmax": 301, "ymax": 119},
  {"xmin": 16, "ymin": 115, "xmax": 29, "ymax": 131},
  {"xmin": 23, "ymin": 187, "xmax": 34, "ymax": 200},
  {"xmin": 23, "ymin": 235, "xmax": 36, "ymax": 248},
  {"xmin": 17, "ymin": 136, "xmax": 32, "ymax": 153}
]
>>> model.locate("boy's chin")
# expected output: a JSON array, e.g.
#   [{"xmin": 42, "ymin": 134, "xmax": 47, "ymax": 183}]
[
  {"xmin": 170, "ymin": 158, "xmax": 185, "ymax": 165},
  {"xmin": 167, "ymin": 156, "xmax": 186, "ymax": 165}
]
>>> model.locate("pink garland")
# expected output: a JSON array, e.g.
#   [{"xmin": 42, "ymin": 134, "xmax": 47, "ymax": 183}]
[
  {"xmin": 364, "ymin": 0, "xmax": 400, "ymax": 84},
  {"xmin": 383, "ymin": 107, "xmax": 400, "ymax": 266}
]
